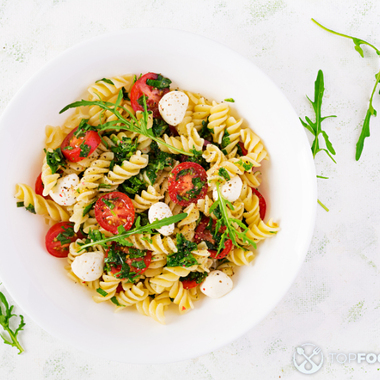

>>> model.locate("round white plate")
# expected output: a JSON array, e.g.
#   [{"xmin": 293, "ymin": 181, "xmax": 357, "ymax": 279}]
[{"xmin": 0, "ymin": 28, "xmax": 316, "ymax": 363}]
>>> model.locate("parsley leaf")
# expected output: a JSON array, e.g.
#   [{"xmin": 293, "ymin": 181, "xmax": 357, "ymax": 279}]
[
  {"xmin": 109, "ymin": 136, "xmax": 138, "ymax": 164},
  {"xmin": 218, "ymin": 167, "xmax": 230, "ymax": 181},
  {"xmin": 56, "ymin": 225, "xmax": 75, "ymax": 246},
  {"xmin": 0, "ymin": 290, "xmax": 25, "ymax": 354},
  {"xmin": 199, "ymin": 119, "xmax": 214, "ymax": 142},
  {"xmin": 118, "ymin": 177, "xmax": 146, "ymax": 196},
  {"xmin": 16, "ymin": 202, "xmax": 24, "ymax": 208},
  {"xmin": 74, "ymin": 118, "xmax": 98, "ymax": 138},
  {"xmin": 152, "ymin": 118, "xmax": 169, "ymax": 137},
  {"xmin": 96, "ymin": 78, "xmax": 114, "ymax": 85},
  {"xmin": 180, "ymin": 271, "xmax": 208, "ymax": 284},
  {"xmin": 122, "ymin": 87, "xmax": 130, "ymax": 101},
  {"xmin": 79, "ymin": 141, "xmax": 91, "ymax": 158},
  {"xmin": 45, "ymin": 148, "xmax": 65, "ymax": 174},
  {"xmin": 25, "ymin": 204, "xmax": 36, "ymax": 214},
  {"xmin": 299, "ymin": 70, "xmax": 337, "ymax": 162},
  {"xmin": 146, "ymin": 74, "xmax": 172, "ymax": 89},
  {"xmin": 167, "ymin": 234, "xmax": 199, "ymax": 267}
]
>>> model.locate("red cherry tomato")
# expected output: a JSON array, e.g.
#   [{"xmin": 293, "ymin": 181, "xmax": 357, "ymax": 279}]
[
  {"xmin": 182, "ymin": 280, "xmax": 198, "ymax": 289},
  {"xmin": 239, "ymin": 141, "xmax": 248, "ymax": 156},
  {"xmin": 169, "ymin": 125, "xmax": 179, "ymax": 137},
  {"xmin": 130, "ymin": 73, "xmax": 170, "ymax": 118},
  {"xmin": 252, "ymin": 188, "xmax": 266, "ymax": 220},
  {"xmin": 45, "ymin": 222, "xmax": 84, "ymax": 258},
  {"xmin": 194, "ymin": 216, "xmax": 215, "ymax": 244},
  {"xmin": 107, "ymin": 246, "xmax": 152, "ymax": 279},
  {"xmin": 61, "ymin": 126, "xmax": 101, "ymax": 163},
  {"xmin": 35, "ymin": 173, "xmax": 50, "ymax": 199},
  {"xmin": 94, "ymin": 192, "xmax": 135, "ymax": 235},
  {"xmin": 208, "ymin": 239, "xmax": 233, "ymax": 260},
  {"xmin": 168, "ymin": 162, "xmax": 208, "ymax": 206}
]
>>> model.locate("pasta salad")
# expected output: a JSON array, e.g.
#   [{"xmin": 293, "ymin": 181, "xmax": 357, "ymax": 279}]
[{"xmin": 15, "ymin": 72, "xmax": 279, "ymax": 324}]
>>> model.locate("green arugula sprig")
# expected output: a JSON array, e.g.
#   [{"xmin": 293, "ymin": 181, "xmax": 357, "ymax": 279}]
[
  {"xmin": 0, "ymin": 290, "xmax": 25, "ymax": 354},
  {"xmin": 311, "ymin": 18, "xmax": 380, "ymax": 161},
  {"xmin": 300, "ymin": 70, "xmax": 337, "ymax": 162},
  {"xmin": 79, "ymin": 213, "xmax": 188, "ymax": 251},
  {"xmin": 59, "ymin": 90, "xmax": 193, "ymax": 156},
  {"xmin": 209, "ymin": 183, "xmax": 257, "ymax": 253}
]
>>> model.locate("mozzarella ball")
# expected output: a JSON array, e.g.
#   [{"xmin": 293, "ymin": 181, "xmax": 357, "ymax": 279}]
[
  {"xmin": 71, "ymin": 251, "xmax": 105, "ymax": 282},
  {"xmin": 49, "ymin": 174, "xmax": 79, "ymax": 206},
  {"xmin": 213, "ymin": 175, "xmax": 243, "ymax": 203},
  {"xmin": 200, "ymin": 270, "xmax": 233, "ymax": 299},
  {"xmin": 158, "ymin": 91, "xmax": 189, "ymax": 126},
  {"xmin": 148, "ymin": 202, "xmax": 175, "ymax": 236}
]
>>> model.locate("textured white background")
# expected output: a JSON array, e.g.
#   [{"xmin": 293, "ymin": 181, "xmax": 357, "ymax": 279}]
[{"xmin": 1, "ymin": 0, "xmax": 380, "ymax": 379}]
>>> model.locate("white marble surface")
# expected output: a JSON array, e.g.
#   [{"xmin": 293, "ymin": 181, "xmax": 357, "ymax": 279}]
[{"xmin": 1, "ymin": 0, "xmax": 380, "ymax": 379}]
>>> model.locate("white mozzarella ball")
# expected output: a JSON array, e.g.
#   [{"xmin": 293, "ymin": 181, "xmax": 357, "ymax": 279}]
[
  {"xmin": 213, "ymin": 175, "xmax": 243, "ymax": 203},
  {"xmin": 49, "ymin": 174, "xmax": 79, "ymax": 206},
  {"xmin": 158, "ymin": 91, "xmax": 189, "ymax": 126},
  {"xmin": 148, "ymin": 202, "xmax": 175, "ymax": 236},
  {"xmin": 200, "ymin": 270, "xmax": 233, "ymax": 299},
  {"xmin": 71, "ymin": 251, "xmax": 104, "ymax": 282}
]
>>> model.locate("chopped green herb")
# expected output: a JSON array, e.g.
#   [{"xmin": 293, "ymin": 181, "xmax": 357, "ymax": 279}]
[
  {"xmin": 102, "ymin": 199, "xmax": 115, "ymax": 210},
  {"xmin": 111, "ymin": 296, "xmax": 124, "ymax": 306},
  {"xmin": 146, "ymin": 74, "xmax": 172, "ymax": 89},
  {"xmin": 56, "ymin": 225, "xmax": 75, "ymax": 246},
  {"xmin": 16, "ymin": 202, "xmax": 24, "ymax": 208},
  {"xmin": 119, "ymin": 176, "xmax": 146, "ymax": 196},
  {"xmin": 45, "ymin": 148, "xmax": 65, "ymax": 174},
  {"xmin": 131, "ymin": 260, "xmax": 146, "ymax": 270},
  {"xmin": 82, "ymin": 201, "xmax": 96, "ymax": 217},
  {"xmin": 180, "ymin": 271, "xmax": 208, "ymax": 284},
  {"xmin": 199, "ymin": 119, "xmax": 214, "ymax": 142},
  {"xmin": 98, "ymin": 183, "xmax": 112, "ymax": 189},
  {"xmin": 221, "ymin": 130, "xmax": 231, "ymax": 150},
  {"xmin": 166, "ymin": 234, "xmax": 199, "ymax": 267},
  {"xmin": 218, "ymin": 167, "xmax": 230, "ymax": 181},
  {"xmin": 96, "ymin": 288, "xmax": 108, "ymax": 297},
  {"xmin": 122, "ymin": 87, "xmax": 130, "ymax": 101},
  {"xmin": 96, "ymin": 78, "xmax": 114, "ymax": 85},
  {"xmin": 0, "ymin": 290, "xmax": 25, "ymax": 354},
  {"xmin": 25, "ymin": 204, "xmax": 36, "ymax": 214},
  {"xmin": 110, "ymin": 136, "xmax": 138, "ymax": 164},
  {"xmin": 74, "ymin": 118, "xmax": 98, "ymax": 138},
  {"xmin": 79, "ymin": 141, "xmax": 91, "ymax": 158},
  {"xmin": 152, "ymin": 118, "xmax": 169, "ymax": 137},
  {"xmin": 224, "ymin": 98, "xmax": 235, "ymax": 103},
  {"xmin": 317, "ymin": 199, "xmax": 329, "ymax": 212}
]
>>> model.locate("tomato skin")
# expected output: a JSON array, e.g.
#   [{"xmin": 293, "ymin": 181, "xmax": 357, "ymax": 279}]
[
  {"xmin": 35, "ymin": 173, "xmax": 51, "ymax": 200},
  {"xmin": 182, "ymin": 280, "xmax": 198, "ymax": 289},
  {"xmin": 208, "ymin": 239, "xmax": 233, "ymax": 260},
  {"xmin": 130, "ymin": 73, "xmax": 170, "ymax": 118},
  {"xmin": 61, "ymin": 127, "xmax": 101, "ymax": 163},
  {"xmin": 168, "ymin": 162, "xmax": 208, "ymax": 207},
  {"xmin": 94, "ymin": 192, "xmax": 135, "ymax": 235},
  {"xmin": 194, "ymin": 216, "xmax": 215, "ymax": 244},
  {"xmin": 239, "ymin": 141, "xmax": 248, "ymax": 156},
  {"xmin": 251, "ymin": 188, "xmax": 266, "ymax": 220},
  {"xmin": 108, "ymin": 247, "xmax": 152, "ymax": 279},
  {"xmin": 45, "ymin": 222, "xmax": 84, "ymax": 258}
]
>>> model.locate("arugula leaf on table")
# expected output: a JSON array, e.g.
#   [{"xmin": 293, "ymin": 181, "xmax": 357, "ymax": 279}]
[
  {"xmin": 0, "ymin": 290, "xmax": 25, "ymax": 354},
  {"xmin": 300, "ymin": 69, "xmax": 337, "ymax": 162},
  {"xmin": 311, "ymin": 18, "xmax": 380, "ymax": 161}
]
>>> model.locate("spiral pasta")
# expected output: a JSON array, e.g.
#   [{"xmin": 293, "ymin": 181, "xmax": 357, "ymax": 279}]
[
  {"xmin": 92, "ymin": 273, "xmax": 121, "ymax": 303},
  {"xmin": 169, "ymin": 281, "xmax": 194, "ymax": 314},
  {"xmin": 157, "ymin": 132, "xmax": 203, "ymax": 154},
  {"xmin": 41, "ymin": 155, "xmax": 60, "ymax": 196},
  {"xmin": 136, "ymin": 292, "xmax": 171, "ymax": 324},
  {"xmin": 131, "ymin": 185, "xmax": 163, "ymax": 213},
  {"xmin": 227, "ymin": 248, "xmax": 256, "ymax": 266},
  {"xmin": 240, "ymin": 128, "xmax": 268, "ymax": 163},
  {"xmin": 15, "ymin": 184, "xmax": 69, "ymax": 222},
  {"xmin": 150, "ymin": 267, "xmax": 190, "ymax": 289},
  {"xmin": 114, "ymin": 282, "xmax": 150, "ymax": 311}
]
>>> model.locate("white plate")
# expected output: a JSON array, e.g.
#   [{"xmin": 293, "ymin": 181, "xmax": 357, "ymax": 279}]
[{"xmin": 0, "ymin": 28, "xmax": 316, "ymax": 363}]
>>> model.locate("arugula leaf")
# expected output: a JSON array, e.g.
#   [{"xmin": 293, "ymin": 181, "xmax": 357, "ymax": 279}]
[
  {"xmin": 79, "ymin": 213, "xmax": 188, "ymax": 251},
  {"xmin": 312, "ymin": 19, "xmax": 380, "ymax": 160},
  {"xmin": 356, "ymin": 71, "xmax": 380, "ymax": 160},
  {"xmin": 152, "ymin": 118, "xmax": 169, "ymax": 137},
  {"xmin": 166, "ymin": 234, "xmax": 199, "ymax": 267},
  {"xmin": 299, "ymin": 70, "xmax": 337, "ymax": 162},
  {"xmin": 60, "ymin": 91, "xmax": 194, "ymax": 156},
  {"xmin": 82, "ymin": 201, "xmax": 96, "ymax": 217},
  {"xmin": 96, "ymin": 78, "xmax": 114, "ymax": 85},
  {"xmin": 224, "ymin": 98, "xmax": 235, "ymax": 102},
  {"xmin": 218, "ymin": 167, "xmax": 230, "ymax": 181},
  {"xmin": 0, "ymin": 290, "xmax": 25, "ymax": 354},
  {"xmin": 45, "ymin": 148, "xmax": 65, "ymax": 174},
  {"xmin": 146, "ymin": 74, "xmax": 172, "ymax": 89}
]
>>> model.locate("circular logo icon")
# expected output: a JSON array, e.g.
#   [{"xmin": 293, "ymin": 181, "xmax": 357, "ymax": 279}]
[{"xmin": 293, "ymin": 343, "xmax": 324, "ymax": 375}]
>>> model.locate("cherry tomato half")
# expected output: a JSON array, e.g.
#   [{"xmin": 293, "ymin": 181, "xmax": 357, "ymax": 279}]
[
  {"xmin": 94, "ymin": 192, "xmax": 135, "ymax": 235},
  {"xmin": 252, "ymin": 188, "xmax": 266, "ymax": 220},
  {"xmin": 45, "ymin": 222, "xmax": 84, "ymax": 258},
  {"xmin": 107, "ymin": 245, "xmax": 152, "ymax": 279},
  {"xmin": 168, "ymin": 162, "xmax": 208, "ymax": 207},
  {"xmin": 130, "ymin": 72, "xmax": 170, "ymax": 118},
  {"xmin": 61, "ymin": 126, "xmax": 101, "ymax": 163},
  {"xmin": 194, "ymin": 216, "xmax": 215, "ymax": 245},
  {"xmin": 239, "ymin": 141, "xmax": 248, "ymax": 156},
  {"xmin": 181, "ymin": 280, "xmax": 198, "ymax": 290},
  {"xmin": 35, "ymin": 172, "xmax": 51, "ymax": 200},
  {"xmin": 208, "ymin": 239, "xmax": 233, "ymax": 260}
]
